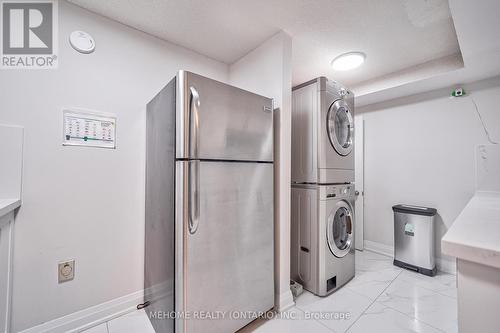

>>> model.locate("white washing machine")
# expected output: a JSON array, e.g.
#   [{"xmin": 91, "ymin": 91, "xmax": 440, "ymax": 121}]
[
  {"xmin": 291, "ymin": 184, "xmax": 355, "ymax": 296},
  {"xmin": 291, "ymin": 77, "xmax": 355, "ymax": 184}
]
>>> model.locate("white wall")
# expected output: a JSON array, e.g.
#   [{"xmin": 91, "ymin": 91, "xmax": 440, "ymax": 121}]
[
  {"xmin": 0, "ymin": 2, "xmax": 228, "ymax": 331},
  {"xmin": 0, "ymin": 125, "xmax": 23, "ymax": 333},
  {"xmin": 229, "ymin": 31, "xmax": 294, "ymax": 311},
  {"xmin": 359, "ymin": 76, "xmax": 500, "ymax": 270},
  {"xmin": 476, "ymin": 144, "xmax": 500, "ymax": 192},
  {"xmin": 0, "ymin": 126, "xmax": 24, "ymax": 200}
]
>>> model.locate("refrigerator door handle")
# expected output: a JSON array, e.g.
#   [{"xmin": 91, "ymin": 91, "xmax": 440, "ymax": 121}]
[
  {"xmin": 189, "ymin": 86, "xmax": 200, "ymax": 158},
  {"xmin": 188, "ymin": 160, "xmax": 200, "ymax": 234}
]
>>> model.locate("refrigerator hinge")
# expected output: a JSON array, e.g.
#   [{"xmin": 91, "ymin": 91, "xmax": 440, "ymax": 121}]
[{"xmin": 136, "ymin": 301, "xmax": 151, "ymax": 310}]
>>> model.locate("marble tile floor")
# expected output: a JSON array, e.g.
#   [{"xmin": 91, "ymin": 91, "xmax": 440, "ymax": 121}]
[{"xmin": 82, "ymin": 250, "xmax": 457, "ymax": 333}]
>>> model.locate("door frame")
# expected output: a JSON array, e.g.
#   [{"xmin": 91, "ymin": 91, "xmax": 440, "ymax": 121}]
[{"xmin": 354, "ymin": 115, "xmax": 364, "ymax": 250}]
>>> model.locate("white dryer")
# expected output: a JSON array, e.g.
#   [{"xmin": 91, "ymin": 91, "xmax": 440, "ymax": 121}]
[
  {"xmin": 292, "ymin": 77, "xmax": 355, "ymax": 184},
  {"xmin": 291, "ymin": 184, "xmax": 355, "ymax": 296}
]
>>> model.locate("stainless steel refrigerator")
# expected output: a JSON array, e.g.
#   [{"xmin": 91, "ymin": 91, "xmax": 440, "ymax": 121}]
[{"xmin": 145, "ymin": 71, "xmax": 275, "ymax": 333}]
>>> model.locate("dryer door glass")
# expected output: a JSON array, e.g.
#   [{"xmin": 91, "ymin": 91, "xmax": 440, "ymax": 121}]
[
  {"xmin": 327, "ymin": 202, "xmax": 353, "ymax": 258},
  {"xmin": 327, "ymin": 100, "xmax": 354, "ymax": 156}
]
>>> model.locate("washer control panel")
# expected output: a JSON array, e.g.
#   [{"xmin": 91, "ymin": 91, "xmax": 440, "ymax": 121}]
[{"xmin": 321, "ymin": 184, "xmax": 353, "ymax": 200}]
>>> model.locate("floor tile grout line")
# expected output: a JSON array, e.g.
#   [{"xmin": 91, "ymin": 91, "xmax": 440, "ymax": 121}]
[
  {"xmin": 407, "ymin": 283, "xmax": 457, "ymax": 300},
  {"xmin": 372, "ymin": 272, "xmax": 450, "ymax": 333},
  {"xmin": 293, "ymin": 256, "xmax": 385, "ymax": 333},
  {"xmin": 392, "ymin": 271, "xmax": 458, "ymax": 300},
  {"xmin": 313, "ymin": 316, "xmax": 340, "ymax": 333},
  {"xmin": 398, "ymin": 270, "xmax": 457, "ymax": 299},
  {"xmin": 402, "ymin": 282, "xmax": 458, "ymax": 300},
  {"xmin": 343, "ymin": 269, "xmax": 404, "ymax": 333},
  {"xmin": 341, "ymin": 251, "xmax": 404, "ymax": 332},
  {"xmin": 372, "ymin": 301, "xmax": 448, "ymax": 333},
  {"xmin": 434, "ymin": 290, "xmax": 457, "ymax": 300},
  {"xmin": 362, "ymin": 248, "xmax": 458, "ymax": 299},
  {"xmin": 286, "ymin": 301, "xmax": 338, "ymax": 333},
  {"xmin": 346, "ymin": 265, "xmax": 403, "ymax": 302}
]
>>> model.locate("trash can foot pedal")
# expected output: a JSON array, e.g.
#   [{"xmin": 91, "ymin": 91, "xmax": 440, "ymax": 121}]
[{"xmin": 394, "ymin": 259, "xmax": 437, "ymax": 277}]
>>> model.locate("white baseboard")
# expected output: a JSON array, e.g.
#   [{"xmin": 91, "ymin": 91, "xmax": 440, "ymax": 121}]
[
  {"xmin": 363, "ymin": 240, "xmax": 457, "ymax": 275},
  {"xmin": 275, "ymin": 289, "xmax": 295, "ymax": 313},
  {"xmin": 363, "ymin": 240, "xmax": 393, "ymax": 258},
  {"xmin": 436, "ymin": 257, "xmax": 457, "ymax": 275},
  {"xmin": 19, "ymin": 290, "xmax": 144, "ymax": 333}
]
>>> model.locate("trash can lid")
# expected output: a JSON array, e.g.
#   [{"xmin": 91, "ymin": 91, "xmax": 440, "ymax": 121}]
[{"xmin": 392, "ymin": 204, "xmax": 437, "ymax": 216}]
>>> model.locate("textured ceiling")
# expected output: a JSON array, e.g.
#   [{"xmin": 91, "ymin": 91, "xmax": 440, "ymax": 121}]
[{"xmin": 68, "ymin": 0, "xmax": 461, "ymax": 89}]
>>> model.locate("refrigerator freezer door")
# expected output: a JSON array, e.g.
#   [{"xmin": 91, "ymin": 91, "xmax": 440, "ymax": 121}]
[
  {"xmin": 176, "ymin": 160, "xmax": 274, "ymax": 333},
  {"xmin": 176, "ymin": 71, "xmax": 274, "ymax": 162}
]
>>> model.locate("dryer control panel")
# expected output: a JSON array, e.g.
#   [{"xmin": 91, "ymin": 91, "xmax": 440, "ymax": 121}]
[{"xmin": 321, "ymin": 184, "xmax": 353, "ymax": 200}]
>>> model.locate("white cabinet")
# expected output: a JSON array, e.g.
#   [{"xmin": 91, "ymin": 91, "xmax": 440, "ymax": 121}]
[
  {"xmin": 0, "ymin": 124, "xmax": 24, "ymax": 333},
  {"xmin": 0, "ymin": 209, "xmax": 16, "ymax": 333},
  {"xmin": 442, "ymin": 192, "xmax": 500, "ymax": 333},
  {"xmin": 456, "ymin": 259, "xmax": 500, "ymax": 332}
]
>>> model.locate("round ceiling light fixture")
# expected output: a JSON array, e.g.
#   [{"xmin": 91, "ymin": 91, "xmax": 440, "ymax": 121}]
[{"xmin": 331, "ymin": 52, "xmax": 366, "ymax": 71}]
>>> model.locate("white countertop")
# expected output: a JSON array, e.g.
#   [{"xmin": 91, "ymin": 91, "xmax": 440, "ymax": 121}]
[
  {"xmin": 0, "ymin": 198, "xmax": 21, "ymax": 219},
  {"xmin": 442, "ymin": 191, "xmax": 500, "ymax": 269}
]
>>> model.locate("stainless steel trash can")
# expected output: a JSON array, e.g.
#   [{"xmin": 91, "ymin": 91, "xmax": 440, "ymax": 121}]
[{"xmin": 393, "ymin": 204, "xmax": 437, "ymax": 276}]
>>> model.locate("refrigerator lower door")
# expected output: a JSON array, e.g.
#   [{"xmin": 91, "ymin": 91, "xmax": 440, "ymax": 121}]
[{"xmin": 176, "ymin": 160, "xmax": 274, "ymax": 333}]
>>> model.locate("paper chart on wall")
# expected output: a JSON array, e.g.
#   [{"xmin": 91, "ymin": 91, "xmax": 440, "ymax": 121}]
[{"xmin": 63, "ymin": 109, "xmax": 116, "ymax": 149}]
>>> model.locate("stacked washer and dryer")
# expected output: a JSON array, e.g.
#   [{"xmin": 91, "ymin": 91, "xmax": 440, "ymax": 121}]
[{"xmin": 291, "ymin": 77, "xmax": 356, "ymax": 296}]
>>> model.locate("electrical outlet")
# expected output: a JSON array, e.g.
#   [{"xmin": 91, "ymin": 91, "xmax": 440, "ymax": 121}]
[{"xmin": 58, "ymin": 260, "xmax": 75, "ymax": 283}]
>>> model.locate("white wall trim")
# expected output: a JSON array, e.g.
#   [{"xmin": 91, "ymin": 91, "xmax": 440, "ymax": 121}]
[
  {"xmin": 275, "ymin": 289, "xmax": 295, "ymax": 313},
  {"xmin": 354, "ymin": 115, "xmax": 365, "ymax": 250},
  {"xmin": 436, "ymin": 257, "xmax": 457, "ymax": 275},
  {"xmin": 363, "ymin": 240, "xmax": 394, "ymax": 258},
  {"xmin": 18, "ymin": 290, "xmax": 144, "ymax": 333},
  {"xmin": 363, "ymin": 240, "xmax": 457, "ymax": 274},
  {"xmin": 0, "ymin": 212, "xmax": 15, "ymax": 333}
]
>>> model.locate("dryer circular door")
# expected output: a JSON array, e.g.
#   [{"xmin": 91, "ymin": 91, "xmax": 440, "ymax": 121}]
[
  {"xmin": 327, "ymin": 99, "xmax": 354, "ymax": 156},
  {"xmin": 327, "ymin": 200, "xmax": 354, "ymax": 258}
]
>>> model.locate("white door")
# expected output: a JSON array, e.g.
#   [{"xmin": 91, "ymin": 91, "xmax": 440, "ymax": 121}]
[{"xmin": 354, "ymin": 115, "xmax": 364, "ymax": 250}]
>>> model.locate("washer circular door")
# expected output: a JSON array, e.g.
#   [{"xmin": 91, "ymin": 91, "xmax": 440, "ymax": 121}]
[
  {"xmin": 327, "ymin": 200, "xmax": 354, "ymax": 258},
  {"xmin": 327, "ymin": 99, "xmax": 354, "ymax": 156}
]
